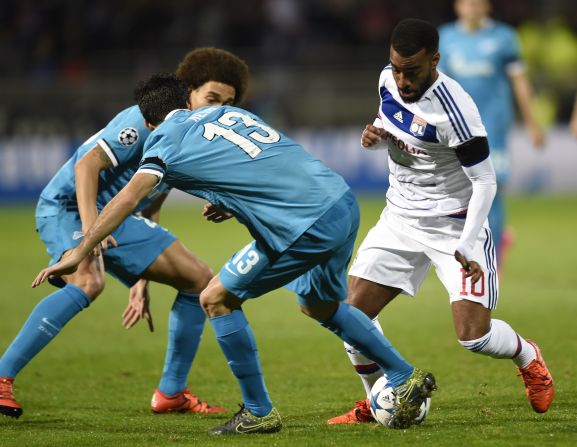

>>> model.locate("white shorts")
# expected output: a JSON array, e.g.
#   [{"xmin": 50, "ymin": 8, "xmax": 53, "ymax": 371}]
[{"xmin": 349, "ymin": 208, "xmax": 499, "ymax": 309}]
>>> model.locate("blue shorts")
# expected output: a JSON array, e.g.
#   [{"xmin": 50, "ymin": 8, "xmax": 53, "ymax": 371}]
[
  {"xmin": 35, "ymin": 209, "xmax": 177, "ymax": 287},
  {"xmin": 219, "ymin": 190, "xmax": 360, "ymax": 307}
]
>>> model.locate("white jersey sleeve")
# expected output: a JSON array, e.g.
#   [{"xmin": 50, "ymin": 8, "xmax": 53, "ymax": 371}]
[{"xmin": 432, "ymin": 77, "xmax": 487, "ymax": 148}]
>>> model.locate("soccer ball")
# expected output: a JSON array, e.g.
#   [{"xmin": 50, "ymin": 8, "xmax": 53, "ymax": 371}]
[
  {"xmin": 369, "ymin": 376, "xmax": 431, "ymax": 426},
  {"xmin": 369, "ymin": 376, "xmax": 398, "ymax": 425},
  {"xmin": 414, "ymin": 397, "xmax": 431, "ymax": 425}
]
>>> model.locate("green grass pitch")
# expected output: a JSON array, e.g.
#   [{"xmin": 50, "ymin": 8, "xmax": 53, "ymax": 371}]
[{"xmin": 1, "ymin": 195, "xmax": 576, "ymax": 446}]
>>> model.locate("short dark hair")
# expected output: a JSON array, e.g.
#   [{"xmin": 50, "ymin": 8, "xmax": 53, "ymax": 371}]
[
  {"xmin": 176, "ymin": 47, "xmax": 249, "ymax": 105},
  {"xmin": 391, "ymin": 19, "xmax": 439, "ymax": 57},
  {"xmin": 134, "ymin": 74, "xmax": 188, "ymax": 126}
]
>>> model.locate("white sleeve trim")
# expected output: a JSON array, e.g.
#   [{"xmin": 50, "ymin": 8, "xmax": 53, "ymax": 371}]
[
  {"xmin": 97, "ymin": 139, "xmax": 119, "ymax": 168},
  {"xmin": 457, "ymin": 157, "xmax": 497, "ymax": 260},
  {"xmin": 135, "ymin": 168, "xmax": 164, "ymax": 185}
]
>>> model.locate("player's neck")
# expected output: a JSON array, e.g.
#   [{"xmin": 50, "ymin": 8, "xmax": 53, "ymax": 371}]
[{"xmin": 459, "ymin": 17, "xmax": 489, "ymax": 32}]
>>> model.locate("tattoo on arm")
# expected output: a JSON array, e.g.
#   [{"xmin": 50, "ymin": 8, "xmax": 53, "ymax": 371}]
[{"xmin": 95, "ymin": 144, "xmax": 113, "ymax": 169}]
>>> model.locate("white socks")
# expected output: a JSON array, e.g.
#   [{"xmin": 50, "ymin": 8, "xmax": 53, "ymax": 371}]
[
  {"xmin": 344, "ymin": 317, "xmax": 385, "ymax": 397},
  {"xmin": 458, "ymin": 319, "xmax": 536, "ymax": 368}
]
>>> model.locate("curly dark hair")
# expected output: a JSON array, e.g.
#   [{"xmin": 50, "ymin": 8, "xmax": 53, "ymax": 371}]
[
  {"xmin": 134, "ymin": 74, "xmax": 188, "ymax": 126},
  {"xmin": 176, "ymin": 48, "xmax": 249, "ymax": 105}
]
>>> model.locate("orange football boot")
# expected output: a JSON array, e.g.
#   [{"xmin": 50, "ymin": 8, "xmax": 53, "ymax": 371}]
[
  {"xmin": 327, "ymin": 399, "xmax": 375, "ymax": 424},
  {"xmin": 517, "ymin": 340, "xmax": 554, "ymax": 413},
  {"xmin": 151, "ymin": 387, "xmax": 225, "ymax": 414},
  {"xmin": 0, "ymin": 377, "xmax": 23, "ymax": 419}
]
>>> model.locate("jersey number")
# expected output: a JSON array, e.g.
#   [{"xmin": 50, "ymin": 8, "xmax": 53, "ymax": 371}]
[
  {"xmin": 231, "ymin": 242, "xmax": 260, "ymax": 275},
  {"xmin": 202, "ymin": 111, "xmax": 280, "ymax": 159},
  {"xmin": 459, "ymin": 268, "xmax": 485, "ymax": 297}
]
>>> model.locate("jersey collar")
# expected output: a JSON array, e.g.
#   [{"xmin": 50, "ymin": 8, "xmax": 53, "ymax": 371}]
[
  {"xmin": 164, "ymin": 109, "xmax": 188, "ymax": 121},
  {"xmin": 456, "ymin": 18, "xmax": 494, "ymax": 33}
]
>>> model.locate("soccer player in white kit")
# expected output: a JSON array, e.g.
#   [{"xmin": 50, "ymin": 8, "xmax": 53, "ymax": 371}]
[{"xmin": 328, "ymin": 19, "xmax": 554, "ymax": 426}]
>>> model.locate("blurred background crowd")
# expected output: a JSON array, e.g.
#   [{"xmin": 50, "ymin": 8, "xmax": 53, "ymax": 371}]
[{"xmin": 1, "ymin": 0, "xmax": 576, "ymax": 135}]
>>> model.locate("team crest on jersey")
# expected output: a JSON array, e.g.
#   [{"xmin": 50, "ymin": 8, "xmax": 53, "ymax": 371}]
[
  {"xmin": 118, "ymin": 127, "xmax": 139, "ymax": 146},
  {"xmin": 409, "ymin": 115, "xmax": 427, "ymax": 137}
]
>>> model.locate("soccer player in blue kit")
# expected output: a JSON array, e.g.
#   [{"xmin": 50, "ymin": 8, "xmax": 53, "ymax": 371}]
[
  {"xmin": 32, "ymin": 74, "xmax": 437, "ymax": 434},
  {"xmin": 0, "ymin": 49, "xmax": 248, "ymax": 419},
  {"xmin": 438, "ymin": 0, "xmax": 544, "ymax": 264}
]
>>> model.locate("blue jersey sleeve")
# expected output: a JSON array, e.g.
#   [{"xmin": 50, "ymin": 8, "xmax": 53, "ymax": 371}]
[
  {"xmin": 138, "ymin": 130, "xmax": 176, "ymax": 180},
  {"xmin": 500, "ymin": 25, "xmax": 522, "ymax": 67},
  {"xmin": 97, "ymin": 106, "xmax": 150, "ymax": 168}
]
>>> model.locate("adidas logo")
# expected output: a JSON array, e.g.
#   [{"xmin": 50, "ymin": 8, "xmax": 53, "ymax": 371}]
[{"xmin": 393, "ymin": 111, "xmax": 403, "ymax": 123}]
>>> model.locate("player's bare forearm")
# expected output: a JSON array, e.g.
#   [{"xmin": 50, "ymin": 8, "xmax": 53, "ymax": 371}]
[
  {"xmin": 75, "ymin": 145, "xmax": 111, "ymax": 231},
  {"xmin": 78, "ymin": 174, "xmax": 157, "ymax": 257},
  {"xmin": 31, "ymin": 174, "xmax": 158, "ymax": 288},
  {"xmin": 140, "ymin": 191, "xmax": 168, "ymax": 223}
]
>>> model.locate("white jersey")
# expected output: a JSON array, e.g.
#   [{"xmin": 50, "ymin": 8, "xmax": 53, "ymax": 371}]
[{"xmin": 373, "ymin": 67, "xmax": 487, "ymax": 218}]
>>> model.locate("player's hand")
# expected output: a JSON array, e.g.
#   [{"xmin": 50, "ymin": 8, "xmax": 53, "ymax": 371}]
[
  {"xmin": 454, "ymin": 250, "xmax": 483, "ymax": 284},
  {"xmin": 91, "ymin": 234, "xmax": 118, "ymax": 257},
  {"xmin": 570, "ymin": 118, "xmax": 577, "ymax": 139},
  {"xmin": 529, "ymin": 125, "xmax": 545, "ymax": 149},
  {"xmin": 203, "ymin": 203, "xmax": 233, "ymax": 223},
  {"xmin": 122, "ymin": 279, "xmax": 154, "ymax": 332},
  {"xmin": 31, "ymin": 250, "xmax": 83, "ymax": 288},
  {"xmin": 361, "ymin": 124, "xmax": 386, "ymax": 148}
]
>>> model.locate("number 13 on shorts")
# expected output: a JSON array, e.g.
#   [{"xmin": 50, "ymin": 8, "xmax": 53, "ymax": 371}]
[{"xmin": 229, "ymin": 242, "xmax": 261, "ymax": 275}]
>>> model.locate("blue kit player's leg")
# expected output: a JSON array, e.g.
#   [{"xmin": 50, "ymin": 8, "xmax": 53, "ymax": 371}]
[
  {"xmin": 104, "ymin": 214, "xmax": 222, "ymax": 414},
  {"xmin": 1, "ymin": 212, "xmax": 97, "ymax": 419}
]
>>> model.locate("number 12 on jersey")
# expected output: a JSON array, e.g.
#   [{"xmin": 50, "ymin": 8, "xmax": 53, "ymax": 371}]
[{"xmin": 203, "ymin": 111, "xmax": 280, "ymax": 159}]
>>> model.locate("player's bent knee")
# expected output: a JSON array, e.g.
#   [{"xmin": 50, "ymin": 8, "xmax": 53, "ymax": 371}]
[
  {"xmin": 199, "ymin": 278, "xmax": 239, "ymax": 317},
  {"xmin": 67, "ymin": 275, "xmax": 105, "ymax": 301}
]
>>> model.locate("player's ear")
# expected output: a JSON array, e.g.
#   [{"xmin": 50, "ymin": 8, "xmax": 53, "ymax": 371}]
[
  {"xmin": 144, "ymin": 120, "xmax": 156, "ymax": 131},
  {"xmin": 431, "ymin": 52, "xmax": 440, "ymax": 71}
]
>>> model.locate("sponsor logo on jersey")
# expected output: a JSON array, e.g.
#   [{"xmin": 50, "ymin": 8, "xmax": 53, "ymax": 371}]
[
  {"xmin": 382, "ymin": 129, "xmax": 426, "ymax": 156},
  {"xmin": 118, "ymin": 127, "xmax": 139, "ymax": 146},
  {"xmin": 393, "ymin": 111, "xmax": 403, "ymax": 123},
  {"xmin": 410, "ymin": 115, "xmax": 427, "ymax": 137}
]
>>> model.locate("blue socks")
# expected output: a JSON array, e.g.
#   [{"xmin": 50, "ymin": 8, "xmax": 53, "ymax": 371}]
[
  {"xmin": 158, "ymin": 291, "xmax": 206, "ymax": 396},
  {"xmin": 0, "ymin": 284, "xmax": 90, "ymax": 378},
  {"xmin": 320, "ymin": 303, "xmax": 413, "ymax": 388},
  {"xmin": 209, "ymin": 310, "xmax": 272, "ymax": 417}
]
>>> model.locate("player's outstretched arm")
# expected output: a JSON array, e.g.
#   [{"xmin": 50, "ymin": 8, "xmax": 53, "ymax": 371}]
[
  {"xmin": 32, "ymin": 173, "xmax": 159, "ymax": 287},
  {"xmin": 510, "ymin": 71, "xmax": 544, "ymax": 148},
  {"xmin": 570, "ymin": 95, "xmax": 577, "ymax": 139}
]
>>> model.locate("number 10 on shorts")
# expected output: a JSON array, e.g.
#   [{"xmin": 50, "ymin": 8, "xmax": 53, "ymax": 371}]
[{"xmin": 459, "ymin": 268, "xmax": 485, "ymax": 297}]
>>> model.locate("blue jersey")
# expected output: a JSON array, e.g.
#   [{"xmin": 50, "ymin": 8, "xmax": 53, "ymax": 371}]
[
  {"xmin": 139, "ymin": 106, "xmax": 350, "ymax": 253},
  {"xmin": 36, "ymin": 105, "xmax": 169, "ymax": 217},
  {"xmin": 438, "ymin": 20, "xmax": 522, "ymax": 150}
]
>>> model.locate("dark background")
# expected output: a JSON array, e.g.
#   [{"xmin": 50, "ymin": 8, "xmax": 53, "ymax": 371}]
[{"xmin": 1, "ymin": 0, "xmax": 576, "ymax": 138}]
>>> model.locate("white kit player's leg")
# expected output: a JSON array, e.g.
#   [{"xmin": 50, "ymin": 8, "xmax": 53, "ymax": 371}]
[
  {"xmin": 344, "ymin": 317, "xmax": 386, "ymax": 397},
  {"xmin": 432, "ymin": 225, "xmax": 554, "ymax": 413}
]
